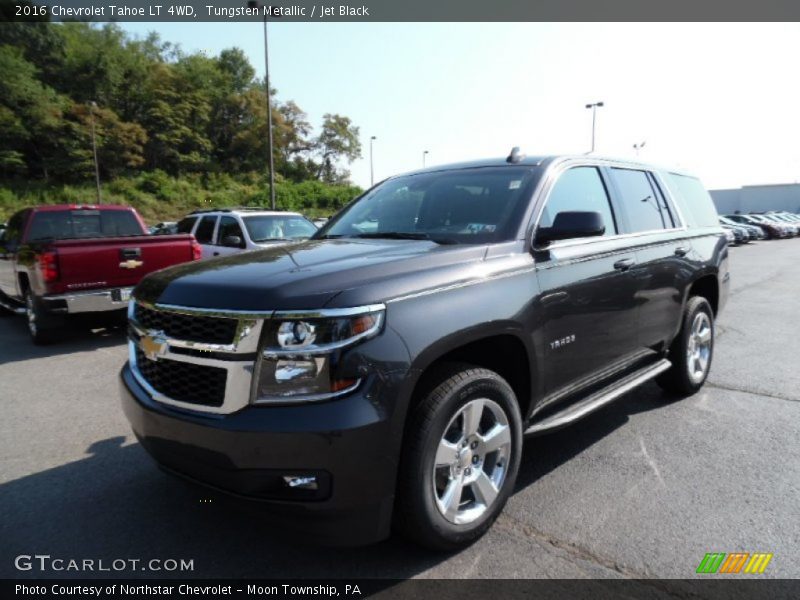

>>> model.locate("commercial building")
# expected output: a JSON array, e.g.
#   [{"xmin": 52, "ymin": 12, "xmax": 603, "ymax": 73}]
[{"xmin": 710, "ymin": 184, "xmax": 800, "ymax": 214}]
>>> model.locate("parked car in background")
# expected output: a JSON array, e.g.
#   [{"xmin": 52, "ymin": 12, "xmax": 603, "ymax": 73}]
[
  {"xmin": 175, "ymin": 208, "xmax": 318, "ymax": 259},
  {"xmin": 149, "ymin": 221, "xmax": 178, "ymax": 235},
  {"xmin": 765, "ymin": 212, "xmax": 800, "ymax": 234},
  {"xmin": 312, "ymin": 217, "xmax": 330, "ymax": 228},
  {"xmin": 0, "ymin": 205, "xmax": 201, "ymax": 344},
  {"xmin": 719, "ymin": 216, "xmax": 764, "ymax": 240},
  {"xmin": 753, "ymin": 213, "xmax": 798, "ymax": 236},
  {"xmin": 722, "ymin": 227, "xmax": 736, "ymax": 244},
  {"xmin": 776, "ymin": 211, "xmax": 800, "ymax": 224},
  {"xmin": 721, "ymin": 224, "xmax": 747, "ymax": 244},
  {"xmin": 725, "ymin": 214, "xmax": 787, "ymax": 239}
]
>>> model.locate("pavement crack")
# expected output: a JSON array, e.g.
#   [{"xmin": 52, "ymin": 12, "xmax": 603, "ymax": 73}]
[
  {"xmin": 705, "ymin": 381, "xmax": 800, "ymax": 404},
  {"xmin": 494, "ymin": 513, "xmax": 649, "ymax": 578}
]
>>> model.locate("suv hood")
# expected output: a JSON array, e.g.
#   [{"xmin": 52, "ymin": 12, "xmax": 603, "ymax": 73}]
[{"xmin": 134, "ymin": 238, "xmax": 494, "ymax": 311}]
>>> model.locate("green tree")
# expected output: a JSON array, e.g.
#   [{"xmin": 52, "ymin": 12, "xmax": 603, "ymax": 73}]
[
  {"xmin": 0, "ymin": 45, "xmax": 68, "ymax": 180},
  {"xmin": 315, "ymin": 114, "xmax": 362, "ymax": 183}
]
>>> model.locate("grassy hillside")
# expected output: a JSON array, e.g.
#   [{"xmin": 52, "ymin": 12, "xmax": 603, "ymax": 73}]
[{"xmin": 0, "ymin": 172, "xmax": 363, "ymax": 224}]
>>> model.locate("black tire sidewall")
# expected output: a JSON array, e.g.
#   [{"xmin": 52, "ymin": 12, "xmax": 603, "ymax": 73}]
[
  {"xmin": 677, "ymin": 296, "xmax": 714, "ymax": 392},
  {"xmin": 407, "ymin": 368, "xmax": 522, "ymax": 548}
]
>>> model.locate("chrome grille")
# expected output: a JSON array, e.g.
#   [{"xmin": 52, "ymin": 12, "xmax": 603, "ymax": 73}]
[
  {"xmin": 133, "ymin": 302, "xmax": 239, "ymax": 345},
  {"xmin": 135, "ymin": 348, "xmax": 227, "ymax": 407}
]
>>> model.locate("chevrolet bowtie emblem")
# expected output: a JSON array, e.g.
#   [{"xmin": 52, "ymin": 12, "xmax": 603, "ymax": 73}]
[
  {"xmin": 140, "ymin": 331, "xmax": 168, "ymax": 361},
  {"xmin": 120, "ymin": 259, "xmax": 144, "ymax": 269}
]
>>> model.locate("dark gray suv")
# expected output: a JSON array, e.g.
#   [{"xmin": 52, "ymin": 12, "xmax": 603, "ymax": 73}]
[{"xmin": 120, "ymin": 152, "xmax": 728, "ymax": 549}]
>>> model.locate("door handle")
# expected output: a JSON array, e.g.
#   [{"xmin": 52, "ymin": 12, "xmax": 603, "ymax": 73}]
[
  {"xmin": 674, "ymin": 246, "xmax": 689, "ymax": 257},
  {"xmin": 613, "ymin": 258, "xmax": 635, "ymax": 271},
  {"xmin": 213, "ymin": 252, "xmax": 220, "ymax": 257}
]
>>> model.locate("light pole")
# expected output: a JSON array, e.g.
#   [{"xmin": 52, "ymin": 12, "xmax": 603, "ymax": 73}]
[
  {"xmin": 585, "ymin": 101, "xmax": 604, "ymax": 153},
  {"xmin": 423, "ymin": 150, "xmax": 429, "ymax": 167},
  {"xmin": 633, "ymin": 141, "xmax": 646, "ymax": 157},
  {"xmin": 248, "ymin": 1, "xmax": 276, "ymax": 209},
  {"xmin": 370, "ymin": 136, "xmax": 376, "ymax": 186},
  {"xmin": 89, "ymin": 101, "xmax": 102, "ymax": 204}
]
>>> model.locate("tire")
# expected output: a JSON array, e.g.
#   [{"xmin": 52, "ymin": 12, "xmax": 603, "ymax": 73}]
[
  {"xmin": 657, "ymin": 296, "xmax": 715, "ymax": 396},
  {"xmin": 395, "ymin": 363, "xmax": 523, "ymax": 550},
  {"xmin": 24, "ymin": 289, "xmax": 57, "ymax": 345}
]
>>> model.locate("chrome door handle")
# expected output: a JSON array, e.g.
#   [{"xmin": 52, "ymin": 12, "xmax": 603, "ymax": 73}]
[{"xmin": 613, "ymin": 258, "xmax": 635, "ymax": 271}]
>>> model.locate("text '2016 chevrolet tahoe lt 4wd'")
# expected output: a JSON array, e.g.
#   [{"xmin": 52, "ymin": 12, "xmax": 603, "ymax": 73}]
[{"xmin": 120, "ymin": 152, "xmax": 728, "ymax": 550}]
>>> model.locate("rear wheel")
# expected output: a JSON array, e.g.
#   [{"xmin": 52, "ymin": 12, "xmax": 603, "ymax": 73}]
[
  {"xmin": 25, "ymin": 290, "xmax": 57, "ymax": 345},
  {"xmin": 395, "ymin": 364, "xmax": 522, "ymax": 550},
  {"xmin": 657, "ymin": 296, "xmax": 714, "ymax": 396}
]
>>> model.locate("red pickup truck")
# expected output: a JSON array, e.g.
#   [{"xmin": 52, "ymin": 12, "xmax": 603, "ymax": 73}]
[{"xmin": 0, "ymin": 205, "xmax": 201, "ymax": 343}]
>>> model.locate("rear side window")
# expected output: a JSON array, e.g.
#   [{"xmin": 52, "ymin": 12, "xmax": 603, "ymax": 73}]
[
  {"xmin": 663, "ymin": 173, "xmax": 720, "ymax": 228},
  {"xmin": 194, "ymin": 216, "xmax": 217, "ymax": 244},
  {"xmin": 26, "ymin": 210, "xmax": 143, "ymax": 241},
  {"xmin": 540, "ymin": 167, "xmax": 617, "ymax": 236},
  {"xmin": 176, "ymin": 216, "xmax": 197, "ymax": 234},
  {"xmin": 610, "ymin": 168, "xmax": 671, "ymax": 233}
]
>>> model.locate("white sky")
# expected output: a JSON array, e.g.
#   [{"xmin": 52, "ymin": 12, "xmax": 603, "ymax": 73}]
[{"xmin": 121, "ymin": 22, "xmax": 800, "ymax": 190}]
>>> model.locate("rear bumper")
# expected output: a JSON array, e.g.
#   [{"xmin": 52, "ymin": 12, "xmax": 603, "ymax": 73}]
[
  {"xmin": 119, "ymin": 363, "xmax": 398, "ymax": 545},
  {"xmin": 43, "ymin": 287, "xmax": 132, "ymax": 314}
]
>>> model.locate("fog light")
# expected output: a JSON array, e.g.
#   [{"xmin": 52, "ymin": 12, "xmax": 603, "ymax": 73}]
[{"xmin": 282, "ymin": 475, "xmax": 318, "ymax": 490}]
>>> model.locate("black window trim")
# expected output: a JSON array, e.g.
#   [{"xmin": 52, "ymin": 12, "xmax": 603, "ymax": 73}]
[
  {"xmin": 528, "ymin": 159, "xmax": 690, "ymax": 252},
  {"xmin": 535, "ymin": 164, "xmax": 620, "ymax": 238}
]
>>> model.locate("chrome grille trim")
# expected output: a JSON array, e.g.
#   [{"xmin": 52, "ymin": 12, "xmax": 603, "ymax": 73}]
[
  {"xmin": 129, "ymin": 342, "xmax": 255, "ymax": 415},
  {"xmin": 127, "ymin": 299, "xmax": 386, "ymax": 415}
]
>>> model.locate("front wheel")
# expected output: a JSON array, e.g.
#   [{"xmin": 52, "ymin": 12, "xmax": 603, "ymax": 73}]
[
  {"xmin": 395, "ymin": 364, "xmax": 522, "ymax": 550},
  {"xmin": 657, "ymin": 296, "xmax": 715, "ymax": 396}
]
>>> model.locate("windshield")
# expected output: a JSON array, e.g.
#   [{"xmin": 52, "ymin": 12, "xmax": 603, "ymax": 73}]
[
  {"xmin": 242, "ymin": 215, "xmax": 317, "ymax": 242},
  {"xmin": 27, "ymin": 210, "xmax": 143, "ymax": 241},
  {"xmin": 316, "ymin": 167, "xmax": 537, "ymax": 244}
]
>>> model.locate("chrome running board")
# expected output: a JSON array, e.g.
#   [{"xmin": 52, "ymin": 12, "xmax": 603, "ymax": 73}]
[{"xmin": 525, "ymin": 358, "xmax": 672, "ymax": 435}]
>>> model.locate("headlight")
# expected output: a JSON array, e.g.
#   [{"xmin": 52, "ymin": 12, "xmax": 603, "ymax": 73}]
[{"xmin": 254, "ymin": 306, "xmax": 385, "ymax": 403}]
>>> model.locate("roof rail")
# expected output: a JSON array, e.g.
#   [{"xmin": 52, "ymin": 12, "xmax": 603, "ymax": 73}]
[{"xmin": 188, "ymin": 206, "xmax": 276, "ymax": 215}]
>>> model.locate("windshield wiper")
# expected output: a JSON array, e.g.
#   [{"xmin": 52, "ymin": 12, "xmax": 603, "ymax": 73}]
[{"xmin": 352, "ymin": 232, "xmax": 458, "ymax": 244}]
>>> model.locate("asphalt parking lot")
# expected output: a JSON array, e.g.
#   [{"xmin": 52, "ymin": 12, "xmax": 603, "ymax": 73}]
[{"xmin": 2, "ymin": 239, "xmax": 799, "ymax": 580}]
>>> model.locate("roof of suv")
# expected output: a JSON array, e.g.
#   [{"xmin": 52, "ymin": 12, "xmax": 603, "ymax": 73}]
[
  {"xmin": 188, "ymin": 208, "xmax": 303, "ymax": 216},
  {"xmin": 396, "ymin": 153, "xmax": 692, "ymax": 179}
]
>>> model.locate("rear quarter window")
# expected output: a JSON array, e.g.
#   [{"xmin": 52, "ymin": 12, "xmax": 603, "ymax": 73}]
[
  {"xmin": 26, "ymin": 210, "xmax": 143, "ymax": 241},
  {"xmin": 663, "ymin": 173, "xmax": 720, "ymax": 228},
  {"xmin": 176, "ymin": 216, "xmax": 198, "ymax": 234}
]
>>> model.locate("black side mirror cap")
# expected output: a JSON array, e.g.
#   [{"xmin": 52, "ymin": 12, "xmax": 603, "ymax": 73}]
[{"xmin": 535, "ymin": 211, "xmax": 605, "ymax": 247}]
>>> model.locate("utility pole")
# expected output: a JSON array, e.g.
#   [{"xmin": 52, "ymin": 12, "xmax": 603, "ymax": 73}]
[
  {"xmin": 423, "ymin": 150, "xmax": 429, "ymax": 167},
  {"xmin": 585, "ymin": 101, "xmax": 604, "ymax": 153},
  {"xmin": 249, "ymin": 1, "xmax": 276, "ymax": 209},
  {"xmin": 89, "ymin": 101, "xmax": 102, "ymax": 204},
  {"xmin": 370, "ymin": 136, "xmax": 376, "ymax": 186}
]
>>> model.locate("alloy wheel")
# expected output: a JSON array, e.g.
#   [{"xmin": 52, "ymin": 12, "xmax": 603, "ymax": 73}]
[
  {"xmin": 686, "ymin": 311, "xmax": 712, "ymax": 384},
  {"xmin": 432, "ymin": 398, "xmax": 512, "ymax": 525}
]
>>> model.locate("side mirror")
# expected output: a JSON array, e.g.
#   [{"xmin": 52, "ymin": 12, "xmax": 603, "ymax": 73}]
[
  {"xmin": 536, "ymin": 211, "xmax": 605, "ymax": 247},
  {"xmin": 222, "ymin": 235, "xmax": 244, "ymax": 248}
]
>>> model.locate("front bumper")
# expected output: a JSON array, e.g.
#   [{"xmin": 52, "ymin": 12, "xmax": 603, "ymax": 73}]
[
  {"xmin": 119, "ymin": 363, "xmax": 398, "ymax": 545},
  {"xmin": 43, "ymin": 287, "xmax": 132, "ymax": 314}
]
